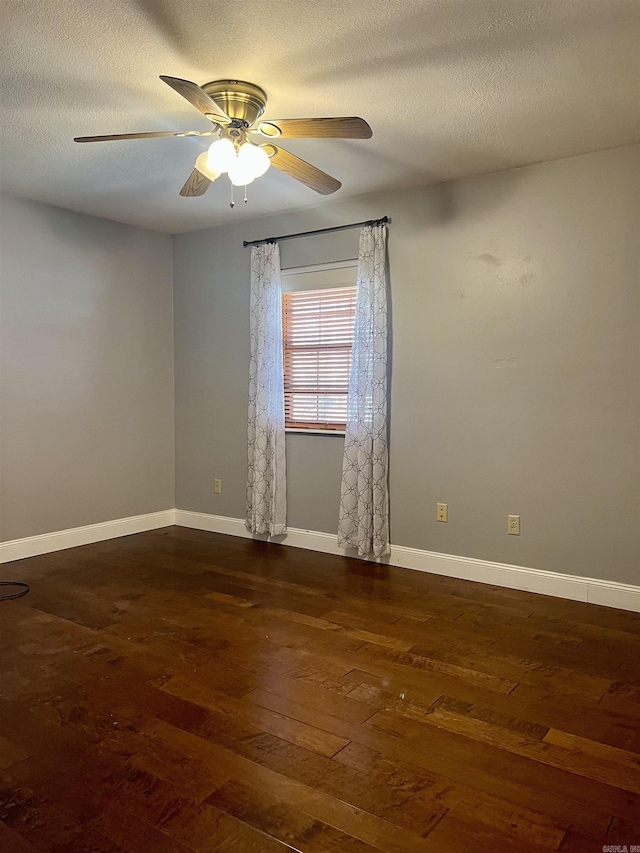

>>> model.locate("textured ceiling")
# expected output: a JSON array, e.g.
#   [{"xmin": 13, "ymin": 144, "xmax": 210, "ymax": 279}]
[{"xmin": 1, "ymin": 0, "xmax": 639, "ymax": 233}]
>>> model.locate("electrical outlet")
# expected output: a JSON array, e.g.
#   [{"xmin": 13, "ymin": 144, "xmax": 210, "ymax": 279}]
[
  {"xmin": 508, "ymin": 514, "xmax": 520, "ymax": 535},
  {"xmin": 436, "ymin": 502, "xmax": 448, "ymax": 522},
  {"xmin": 214, "ymin": 479, "xmax": 222, "ymax": 494}
]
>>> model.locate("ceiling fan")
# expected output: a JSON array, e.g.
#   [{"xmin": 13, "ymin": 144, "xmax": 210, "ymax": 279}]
[{"xmin": 74, "ymin": 77, "xmax": 372, "ymax": 205}]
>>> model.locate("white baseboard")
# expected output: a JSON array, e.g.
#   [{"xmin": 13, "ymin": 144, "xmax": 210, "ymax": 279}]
[
  {"xmin": 174, "ymin": 509, "xmax": 640, "ymax": 614},
  {"xmin": 2, "ymin": 507, "xmax": 638, "ymax": 614},
  {"xmin": 0, "ymin": 510, "xmax": 176, "ymax": 564}
]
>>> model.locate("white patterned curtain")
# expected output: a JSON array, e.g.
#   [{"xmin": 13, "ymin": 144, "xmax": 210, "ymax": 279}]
[
  {"xmin": 246, "ymin": 243, "xmax": 287, "ymax": 536},
  {"xmin": 338, "ymin": 224, "xmax": 389, "ymax": 558}
]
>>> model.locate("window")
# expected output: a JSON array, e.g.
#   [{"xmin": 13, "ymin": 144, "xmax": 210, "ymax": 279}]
[{"xmin": 283, "ymin": 284, "xmax": 357, "ymax": 432}]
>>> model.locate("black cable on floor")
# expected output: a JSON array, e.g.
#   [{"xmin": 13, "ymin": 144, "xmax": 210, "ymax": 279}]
[{"xmin": 0, "ymin": 581, "xmax": 30, "ymax": 601}]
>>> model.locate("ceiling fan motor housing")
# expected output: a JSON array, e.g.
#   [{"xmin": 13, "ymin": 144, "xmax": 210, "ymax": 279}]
[{"xmin": 202, "ymin": 80, "xmax": 267, "ymax": 127}]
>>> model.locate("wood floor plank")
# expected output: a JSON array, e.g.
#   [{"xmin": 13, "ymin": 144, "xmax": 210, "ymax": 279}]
[
  {"xmin": 410, "ymin": 702, "xmax": 640, "ymax": 793},
  {"xmin": 0, "ymin": 821, "xmax": 42, "ymax": 852},
  {"xmin": 364, "ymin": 708, "xmax": 640, "ymax": 828},
  {"xmin": 0, "ymin": 736, "xmax": 29, "ymax": 771},
  {"xmin": 160, "ymin": 675, "xmax": 351, "ymax": 758},
  {"xmin": 234, "ymin": 730, "xmax": 451, "ymax": 839},
  {"xmin": 0, "ymin": 778, "xmax": 127, "ymax": 852},
  {"xmin": 1, "ymin": 526, "xmax": 638, "ymax": 851},
  {"xmin": 348, "ymin": 642, "xmax": 519, "ymax": 694},
  {"xmin": 207, "ymin": 778, "xmax": 385, "ymax": 852},
  {"xmin": 333, "ymin": 740, "xmax": 568, "ymax": 853}
]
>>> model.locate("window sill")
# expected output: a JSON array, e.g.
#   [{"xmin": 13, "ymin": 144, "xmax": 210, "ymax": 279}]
[{"xmin": 285, "ymin": 428, "xmax": 346, "ymax": 436}]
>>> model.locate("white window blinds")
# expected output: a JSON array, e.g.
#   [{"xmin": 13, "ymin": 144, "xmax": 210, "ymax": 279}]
[{"xmin": 283, "ymin": 285, "xmax": 357, "ymax": 430}]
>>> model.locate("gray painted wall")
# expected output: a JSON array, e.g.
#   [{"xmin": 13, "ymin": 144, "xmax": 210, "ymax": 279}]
[
  {"xmin": 0, "ymin": 194, "xmax": 175, "ymax": 541},
  {"xmin": 173, "ymin": 145, "xmax": 640, "ymax": 585}
]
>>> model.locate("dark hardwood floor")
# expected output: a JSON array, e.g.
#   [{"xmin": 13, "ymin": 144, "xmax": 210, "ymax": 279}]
[{"xmin": 1, "ymin": 526, "xmax": 639, "ymax": 852}]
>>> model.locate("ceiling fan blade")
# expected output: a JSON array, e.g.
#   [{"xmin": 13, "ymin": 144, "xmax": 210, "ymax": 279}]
[
  {"xmin": 180, "ymin": 168, "xmax": 212, "ymax": 197},
  {"xmin": 255, "ymin": 117, "xmax": 372, "ymax": 139},
  {"xmin": 74, "ymin": 130, "xmax": 210, "ymax": 143},
  {"xmin": 263, "ymin": 144, "xmax": 341, "ymax": 195},
  {"xmin": 160, "ymin": 76, "xmax": 230, "ymax": 124}
]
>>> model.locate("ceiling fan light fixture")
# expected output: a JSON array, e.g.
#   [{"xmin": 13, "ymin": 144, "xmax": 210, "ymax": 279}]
[
  {"xmin": 229, "ymin": 164, "xmax": 253, "ymax": 187},
  {"xmin": 237, "ymin": 142, "xmax": 271, "ymax": 178},
  {"xmin": 228, "ymin": 162, "xmax": 255, "ymax": 186},
  {"xmin": 207, "ymin": 137, "xmax": 236, "ymax": 173},
  {"xmin": 74, "ymin": 76, "xmax": 369, "ymax": 202},
  {"xmin": 194, "ymin": 151, "xmax": 220, "ymax": 181}
]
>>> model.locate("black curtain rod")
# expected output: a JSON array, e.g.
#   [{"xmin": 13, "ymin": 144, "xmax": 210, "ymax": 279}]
[{"xmin": 242, "ymin": 216, "xmax": 389, "ymax": 248}]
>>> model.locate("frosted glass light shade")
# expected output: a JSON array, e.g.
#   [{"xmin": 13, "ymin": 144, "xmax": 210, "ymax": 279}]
[
  {"xmin": 237, "ymin": 142, "xmax": 271, "ymax": 178},
  {"xmin": 194, "ymin": 152, "xmax": 220, "ymax": 181},
  {"xmin": 228, "ymin": 160, "xmax": 255, "ymax": 186},
  {"xmin": 207, "ymin": 138, "xmax": 236, "ymax": 173}
]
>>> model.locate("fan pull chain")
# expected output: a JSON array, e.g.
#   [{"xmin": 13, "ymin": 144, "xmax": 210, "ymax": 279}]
[
  {"xmin": 229, "ymin": 181, "xmax": 235, "ymax": 209},
  {"xmin": 244, "ymin": 186, "xmax": 248, "ymax": 205}
]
